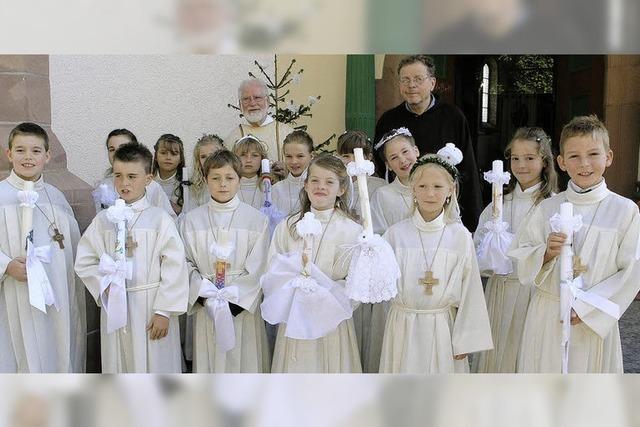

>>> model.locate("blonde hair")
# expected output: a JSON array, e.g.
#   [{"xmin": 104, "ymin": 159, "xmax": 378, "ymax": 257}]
[
  {"xmin": 409, "ymin": 160, "xmax": 461, "ymax": 224},
  {"xmin": 504, "ymin": 127, "xmax": 558, "ymax": 205},
  {"xmin": 287, "ymin": 154, "xmax": 354, "ymax": 238},
  {"xmin": 559, "ymin": 115, "xmax": 610, "ymax": 154},
  {"xmin": 233, "ymin": 136, "xmax": 268, "ymax": 166},
  {"xmin": 191, "ymin": 134, "xmax": 224, "ymax": 199}
]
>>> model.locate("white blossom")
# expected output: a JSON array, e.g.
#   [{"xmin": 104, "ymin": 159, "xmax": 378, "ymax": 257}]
[{"xmin": 308, "ymin": 95, "xmax": 319, "ymax": 105}]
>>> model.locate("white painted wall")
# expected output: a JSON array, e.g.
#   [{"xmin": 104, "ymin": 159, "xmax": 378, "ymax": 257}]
[{"xmin": 50, "ymin": 54, "xmax": 271, "ymax": 186}]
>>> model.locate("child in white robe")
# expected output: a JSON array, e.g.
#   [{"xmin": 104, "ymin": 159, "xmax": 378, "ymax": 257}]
[
  {"xmin": 380, "ymin": 148, "xmax": 493, "ymax": 373},
  {"xmin": 232, "ymin": 135, "xmax": 267, "ymax": 210},
  {"xmin": 271, "ymin": 130, "xmax": 314, "ymax": 216},
  {"xmin": 370, "ymin": 127, "xmax": 420, "ymax": 234},
  {"xmin": 93, "ymin": 128, "xmax": 177, "ymax": 221},
  {"xmin": 180, "ymin": 150, "xmax": 271, "ymax": 372},
  {"xmin": 337, "ymin": 130, "xmax": 388, "ymax": 373},
  {"xmin": 510, "ymin": 115, "xmax": 640, "ymax": 373},
  {"xmin": 472, "ymin": 128, "xmax": 558, "ymax": 373},
  {"xmin": 0, "ymin": 122, "xmax": 86, "ymax": 373},
  {"xmin": 182, "ymin": 133, "xmax": 225, "ymax": 214},
  {"xmin": 153, "ymin": 134, "xmax": 186, "ymax": 216},
  {"xmin": 265, "ymin": 154, "xmax": 363, "ymax": 373},
  {"xmin": 76, "ymin": 142, "xmax": 188, "ymax": 373}
]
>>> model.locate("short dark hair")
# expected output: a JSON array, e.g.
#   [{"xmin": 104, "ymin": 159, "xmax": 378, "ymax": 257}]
[
  {"xmin": 202, "ymin": 149, "xmax": 242, "ymax": 179},
  {"xmin": 8, "ymin": 122, "xmax": 49, "ymax": 151},
  {"xmin": 397, "ymin": 55, "xmax": 436, "ymax": 78},
  {"xmin": 106, "ymin": 128, "xmax": 137, "ymax": 147},
  {"xmin": 337, "ymin": 130, "xmax": 373, "ymax": 158},
  {"xmin": 113, "ymin": 142, "xmax": 153, "ymax": 174}
]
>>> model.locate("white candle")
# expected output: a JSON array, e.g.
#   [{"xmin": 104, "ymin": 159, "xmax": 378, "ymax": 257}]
[
  {"xmin": 353, "ymin": 148, "xmax": 374, "ymax": 237},
  {"xmin": 182, "ymin": 166, "xmax": 190, "ymax": 212},
  {"xmin": 261, "ymin": 159, "xmax": 271, "ymax": 174},
  {"xmin": 558, "ymin": 202, "xmax": 574, "ymax": 283},
  {"xmin": 217, "ymin": 228, "xmax": 229, "ymax": 247},
  {"xmin": 491, "ymin": 160, "xmax": 504, "ymax": 221},
  {"xmin": 20, "ymin": 181, "xmax": 35, "ymax": 257},
  {"xmin": 114, "ymin": 199, "xmax": 127, "ymax": 260}
]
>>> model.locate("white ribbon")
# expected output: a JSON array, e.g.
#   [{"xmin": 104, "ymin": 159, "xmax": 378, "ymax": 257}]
[
  {"xmin": 199, "ymin": 278, "xmax": 239, "ymax": 353},
  {"xmin": 483, "ymin": 170, "xmax": 511, "ymax": 186},
  {"xmin": 94, "ymin": 183, "xmax": 118, "ymax": 207},
  {"xmin": 284, "ymin": 275, "xmax": 320, "ymax": 294},
  {"xmin": 560, "ymin": 275, "xmax": 620, "ymax": 373},
  {"xmin": 26, "ymin": 240, "xmax": 58, "ymax": 313},
  {"xmin": 436, "ymin": 143, "xmax": 463, "ymax": 166},
  {"xmin": 374, "ymin": 127, "xmax": 412, "ymax": 150},
  {"xmin": 209, "ymin": 241, "xmax": 235, "ymax": 261},
  {"xmin": 106, "ymin": 200, "xmax": 135, "ymax": 224},
  {"xmin": 98, "ymin": 253, "xmax": 132, "ymax": 334},
  {"xmin": 17, "ymin": 189, "xmax": 39, "ymax": 208},
  {"xmin": 296, "ymin": 212, "xmax": 322, "ymax": 237},
  {"xmin": 346, "ymin": 160, "xmax": 375, "ymax": 178},
  {"xmin": 476, "ymin": 219, "xmax": 515, "ymax": 275},
  {"xmin": 549, "ymin": 213, "xmax": 583, "ymax": 234}
]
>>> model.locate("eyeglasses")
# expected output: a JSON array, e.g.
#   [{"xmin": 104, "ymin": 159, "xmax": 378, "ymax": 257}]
[
  {"xmin": 399, "ymin": 75, "xmax": 431, "ymax": 86},
  {"xmin": 240, "ymin": 95, "xmax": 267, "ymax": 104}
]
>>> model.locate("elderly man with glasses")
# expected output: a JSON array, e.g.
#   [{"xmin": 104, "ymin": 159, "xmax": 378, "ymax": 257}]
[
  {"xmin": 374, "ymin": 55, "xmax": 482, "ymax": 231},
  {"xmin": 224, "ymin": 78, "xmax": 293, "ymax": 177}
]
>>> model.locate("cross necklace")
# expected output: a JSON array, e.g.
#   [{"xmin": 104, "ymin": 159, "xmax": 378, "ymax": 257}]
[
  {"xmin": 34, "ymin": 186, "xmax": 65, "ymax": 249},
  {"xmin": 125, "ymin": 208, "xmax": 147, "ymax": 257},
  {"xmin": 417, "ymin": 223, "xmax": 446, "ymax": 295},
  {"xmin": 570, "ymin": 199, "xmax": 602, "ymax": 279}
]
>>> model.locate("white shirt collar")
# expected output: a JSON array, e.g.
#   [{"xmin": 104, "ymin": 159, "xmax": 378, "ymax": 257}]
[
  {"xmin": 7, "ymin": 170, "xmax": 45, "ymax": 191},
  {"xmin": 412, "ymin": 208, "xmax": 445, "ymax": 232},
  {"xmin": 566, "ymin": 179, "xmax": 609, "ymax": 205},
  {"xmin": 208, "ymin": 194, "xmax": 240, "ymax": 212}
]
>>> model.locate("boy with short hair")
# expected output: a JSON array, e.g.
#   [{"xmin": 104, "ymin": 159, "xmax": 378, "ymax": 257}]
[
  {"xmin": 510, "ymin": 115, "xmax": 640, "ymax": 373},
  {"xmin": 0, "ymin": 122, "xmax": 86, "ymax": 372},
  {"xmin": 75, "ymin": 142, "xmax": 188, "ymax": 373}
]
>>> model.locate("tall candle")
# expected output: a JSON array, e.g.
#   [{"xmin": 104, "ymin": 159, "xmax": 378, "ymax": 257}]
[
  {"xmin": 353, "ymin": 148, "xmax": 373, "ymax": 237},
  {"xmin": 20, "ymin": 181, "xmax": 36, "ymax": 257},
  {"xmin": 261, "ymin": 159, "xmax": 273, "ymax": 206},
  {"xmin": 214, "ymin": 229, "xmax": 229, "ymax": 289},
  {"xmin": 113, "ymin": 199, "xmax": 127, "ymax": 261},
  {"xmin": 491, "ymin": 160, "xmax": 504, "ymax": 221},
  {"xmin": 558, "ymin": 202, "xmax": 574, "ymax": 284},
  {"xmin": 261, "ymin": 159, "xmax": 271, "ymax": 175},
  {"xmin": 182, "ymin": 166, "xmax": 190, "ymax": 212}
]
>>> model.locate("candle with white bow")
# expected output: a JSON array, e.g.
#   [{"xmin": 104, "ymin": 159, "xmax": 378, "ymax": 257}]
[
  {"xmin": 20, "ymin": 181, "xmax": 36, "ymax": 256},
  {"xmin": 558, "ymin": 202, "xmax": 575, "ymax": 284},
  {"xmin": 491, "ymin": 160, "xmax": 505, "ymax": 221},
  {"xmin": 182, "ymin": 166, "xmax": 190, "ymax": 212},
  {"xmin": 214, "ymin": 229, "xmax": 229, "ymax": 289},
  {"xmin": 353, "ymin": 148, "xmax": 374, "ymax": 237},
  {"xmin": 260, "ymin": 158, "xmax": 285, "ymax": 235},
  {"xmin": 113, "ymin": 199, "xmax": 127, "ymax": 261}
]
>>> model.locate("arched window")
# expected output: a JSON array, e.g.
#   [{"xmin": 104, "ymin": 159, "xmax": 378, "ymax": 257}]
[{"xmin": 481, "ymin": 63, "xmax": 490, "ymax": 124}]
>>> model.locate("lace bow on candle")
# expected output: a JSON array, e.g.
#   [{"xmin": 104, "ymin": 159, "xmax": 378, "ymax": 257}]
[{"xmin": 17, "ymin": 189, "xmax": 39, "ymax": 208}]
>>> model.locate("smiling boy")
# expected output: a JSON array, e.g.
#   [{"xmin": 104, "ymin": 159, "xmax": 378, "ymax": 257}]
[
  {"xmin": 0, "ymin": 122, "xmax": 86, "ymax": 372},
  {"xmin": 510, "ymin": 115, "xmax": 640, "ymax": 373},
  {"xmin": 75, "ymin": 142, "xmax": 188, "ymax": 373}
]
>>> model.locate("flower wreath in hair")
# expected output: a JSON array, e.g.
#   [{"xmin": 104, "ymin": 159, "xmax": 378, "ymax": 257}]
[
  {"xmin": 410, "ymin": 143, "xmax": 463, "ymax": 180},
  {"xmin": 373, "ymin": 127, "xmax": 412, "ymax": 151},
  {"xmin": 233, "ymin": 134, "xmax": 269, "ymax": 153}
]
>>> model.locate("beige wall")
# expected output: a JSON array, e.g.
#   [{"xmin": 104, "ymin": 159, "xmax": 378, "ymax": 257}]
[{"xmin": 277, "ymin": 54, "xmax": 347, "ymax": 150}]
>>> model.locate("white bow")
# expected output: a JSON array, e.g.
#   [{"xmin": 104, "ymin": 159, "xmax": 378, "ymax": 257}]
[
  {"xmin": 560, "ymin": 275, "xmax": 620, "ymax": 373},
  {"xmin": 284, "ymin": 275, "xmax": 320, "ymax": 294},
  {"xmin": 296, "ymin": 212, "xmax": 322, "ymax": 237},
  {"xmin": 346, "ymin": 160, "xmax": 375, "ymax": 177},
  {"xmin": 483, "ymin": 170, "xmax": 511, "ymax": 186},
  {"xmin": 437, "ymin": 143, "xmax": 463, "ymax": 166},
  {"xmin": 94, "ymin": 183, "xmax": 118, "ymax": 207},
  {"xmin": 209, "ymin": 241, "xmax": 235, "ymax": 261},
  {"xmin": 98, "ymin": 253, "xmax": 132, "ymax": 333},
  {"xmin": 17, "ymin": 189, "xmax": 39, "ymax": 208},
  {"xmin": 106, "ymin": 200, "xmax": 135, "ymax": 224},
  {"xmin": 549, "ymin": 213, "xmax": 583, "ymax": 234},
  {"xmin": 477, "ymin": 219, "xmax": 515, "ymax": 275},
  {"xmin": 26, "ymin": 240, "xmax": 58, "ymax": 313},
  {"xmin": 199, "ymin": 278, "xmax": 240, "ymax": 353}
]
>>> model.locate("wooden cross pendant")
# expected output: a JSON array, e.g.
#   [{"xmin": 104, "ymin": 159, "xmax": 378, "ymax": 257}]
[
  {"xmin": 125, "ymin": 235, "xmax": 138, "ymax": 257},
  {"xmin": 572, "ymin": 255, "xmax": 588, "ymax": 279},
  {"xmin": 52, "ymin": 228, "xmax": 65, "ymax": 249},
  {"xmin": 419, "ymin": 270, "xmax": 439, "ymax": 295}
]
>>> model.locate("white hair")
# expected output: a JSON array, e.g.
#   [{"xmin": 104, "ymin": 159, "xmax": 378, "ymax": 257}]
[{"xmin": 237, "ymin": 78, "xmax": 269, "ymax": 101}]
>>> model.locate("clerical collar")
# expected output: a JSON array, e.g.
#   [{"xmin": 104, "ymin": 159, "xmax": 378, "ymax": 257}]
[
  {"xmin": 245, "ymin": 114, "xmax": 275, "ymax": 127},
  {"xmin": 287, "ymin": 169, "xmax": 308, "ymax": 184},
  {"xmin": 240, "ymin": 175, "xmax": 259, "ymax": 187},
  {"xmin": 390, "ymin": 177, "xmax": 413, "ymax": 196},
  {"xmin": 310, "ymin": 207, "xmax": 335, "ymax": 223},
  {"xmin": 566, "ymin": 179, "xmax": 609, "ymax": 205},
  {"xmin": 412, "ymin": 208, "xmax": 445, "ymax": 232},
  {"xmin": 209, "ymin": 194, "xmax": 240, "ymax": 212},
  {"xmin": 127, "ymin": 195, "xmax": 151, "ymax": 212},
  {"xmin": 513, "ymin": 181, "xmax": 542, "ymax": 199},
  {"xmin": 405, "ymin": 94, "xmax": 436, "ymax": 115},
  {"xmin": 7, "ymin": 170, "xmax": 45, "ymax": 191}
]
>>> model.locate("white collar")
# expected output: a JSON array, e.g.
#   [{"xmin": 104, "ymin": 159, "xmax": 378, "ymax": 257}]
[
  {"xmin": 566, "ymin": 179, "xmax": 609, "ymax": 205},
  {"xmin": 245, "ymin": 114, "xmax": 274, "ymax": 127},
  {"xmin": 156, "ymin": 172, "xmax": 177, "ymax": 183},
  {"xmin": 287, "ymin": 169, "xmax": 308, "ymax": 184},
  {"xmin": 208, "ymin": 194, "xmax": 240, "ymax": 212},
  {"xmin": 127, "ymin": 195, "xmax": 151, "ymax": 212},
  {"xmin": 412, "ymin": 208, "xmax": 445, "ymax": 232},
  {"xmin": 390, "ymin": 177, "xmax": 413, "ymax": 196},
  {"xmin": 7, "ymin": 170, "xmax": 45, "ymax": 191},
  {"xmin": 513, "ymin": 181, "xmax": 542, "ymax": 199},
  {"xmin": 310, "ymin": 207, "xmax": 336, "ymax": 223},
  {"xmin": 240, "ymin": 175, "xmax": 259, "ymax": 186}
]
